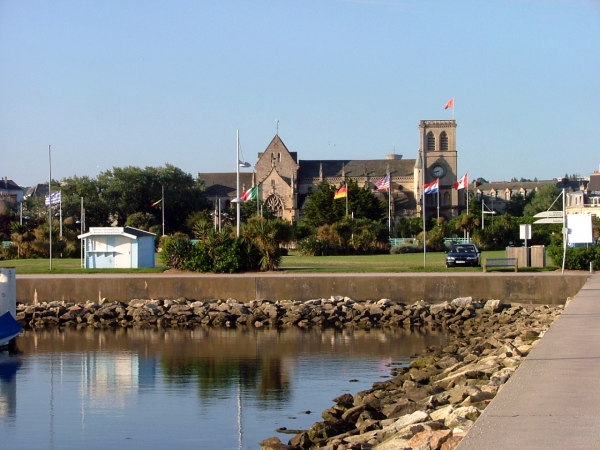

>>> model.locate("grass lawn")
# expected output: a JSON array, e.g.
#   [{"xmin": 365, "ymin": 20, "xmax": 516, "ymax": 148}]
[
  {"xmin": 1, "ymin": 251, "xmax": 556, "ymax": 274},
  {"xmin": 280, "ymin": 251, "xmax": 557, "ymax": 273},
  {"xmin": 0, "ymin": 254, "xmax": 166, "ymax": 274}
]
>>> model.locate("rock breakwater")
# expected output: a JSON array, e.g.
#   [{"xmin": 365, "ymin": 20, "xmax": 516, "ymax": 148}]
[{"xmin": 258, "ymin": 298, "xmax": 564, "ymax": 450}]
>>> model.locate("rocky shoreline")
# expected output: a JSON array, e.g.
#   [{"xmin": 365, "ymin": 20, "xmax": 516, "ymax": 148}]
[{"xmin": 15, "ymin": 296, "xmax": 564, "ymax": 450}]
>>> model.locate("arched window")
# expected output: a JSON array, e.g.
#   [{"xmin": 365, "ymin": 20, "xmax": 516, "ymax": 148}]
[
  {"xmin": 278, "ymin": 152, "xmax": 281, "ymax": 162},
  {"xmin": 443, "ymin": 191, "xmax": 450, "ymax": 206},
  {"xmin": 427, "ymin": 132, "xmax": 435, "ymax": 151},
  {"xmin": 505, "ymin": 190, "xmax": 511, "ymax": 200},
  {"xmin": 440, "ymin": 131, "xmax": 448, "ymax": 151},
  {"xmin": 265, "ymin": 194, "xmax": 285, "ymax": 217}
]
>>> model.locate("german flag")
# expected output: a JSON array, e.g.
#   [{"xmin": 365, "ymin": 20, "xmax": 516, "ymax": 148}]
[{"xmin": 334, "ymin": 185, "xmax": 347, "ymax": 199}]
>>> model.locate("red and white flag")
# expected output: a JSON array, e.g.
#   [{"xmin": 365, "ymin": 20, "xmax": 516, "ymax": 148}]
[{"xmin": 453, "ymin": 173, "xmax": 468, "ymax": 190}]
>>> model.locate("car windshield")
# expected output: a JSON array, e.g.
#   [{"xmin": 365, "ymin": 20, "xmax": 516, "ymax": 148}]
[{"xmin": 452, "ymin": 245, "xmax": 476, "ymax": 253}]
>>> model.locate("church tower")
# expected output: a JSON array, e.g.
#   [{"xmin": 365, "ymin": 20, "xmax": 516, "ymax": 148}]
[{"xmin": 418, "ymin": 120, "xmax": 459, "ymax": 219}]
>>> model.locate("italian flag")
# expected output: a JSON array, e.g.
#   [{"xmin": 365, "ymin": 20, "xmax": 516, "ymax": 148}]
[{"xmin": 242, "ymin": 185, "xmax": 258, "ymax": 202}]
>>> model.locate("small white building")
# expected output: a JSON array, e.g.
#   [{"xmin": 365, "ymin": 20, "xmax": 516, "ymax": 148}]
[{"xmin": 78, "ymin": 227, "xmax": 156, "ymax": 269}]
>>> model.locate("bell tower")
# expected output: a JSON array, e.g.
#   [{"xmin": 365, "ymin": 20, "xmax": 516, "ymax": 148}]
[{"xmin": 418, "ymin": 120, "xmax": 459, "ymax": 219}]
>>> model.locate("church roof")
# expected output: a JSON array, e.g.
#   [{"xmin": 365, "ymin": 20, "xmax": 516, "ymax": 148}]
[
  {"xmin": 257, "ymin": 134, "xmax": 298, "ymax": 162},
  {"xmin": 297, "ymin": 159, "xmax": 416, "ymax": 179},
  {"xmin": 198, "ymin": 172, "xmax": 254, "ymax": 197}
]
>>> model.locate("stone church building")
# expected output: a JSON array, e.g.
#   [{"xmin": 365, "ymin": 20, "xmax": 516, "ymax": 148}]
[{"xmin": 199, "ymin": 120, "xmax": 461, "ymax": 225}]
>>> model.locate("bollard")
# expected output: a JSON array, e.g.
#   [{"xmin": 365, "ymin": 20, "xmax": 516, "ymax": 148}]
[{"xmin": 0, "ymin": 267, "xmax": 17, "ymax": 319}]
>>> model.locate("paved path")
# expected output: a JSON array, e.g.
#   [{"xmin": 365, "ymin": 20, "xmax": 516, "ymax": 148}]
[{"xmin": 457, "ymin": 273, "xmax": 600, "ymax": 449}]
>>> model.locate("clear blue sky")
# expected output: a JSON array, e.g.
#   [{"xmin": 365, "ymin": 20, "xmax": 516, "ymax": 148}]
[{"xmin": 1, "ymin": 0, "xmax": 599, "ymax": 187}]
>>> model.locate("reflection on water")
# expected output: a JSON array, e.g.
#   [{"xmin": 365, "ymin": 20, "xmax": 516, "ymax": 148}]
[{"xmin": 1, "ymin": 327, "xmax": 446, "ymax": 450}]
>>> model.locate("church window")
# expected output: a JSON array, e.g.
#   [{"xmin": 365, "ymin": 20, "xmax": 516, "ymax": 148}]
[
  {"xmin": 440, "ymin": 131, "xmax": 448, "ymax": 150},
  {"xmin": 265, "ymin": 194, "xmax": 285, "ymax": 218},
  {"xmin": 427, "ymin": 132, "xmax": 435, "ymax": 151},
  {"xmin": 278, "ymin": 152, "xmax": 281, "ymax": 162}
]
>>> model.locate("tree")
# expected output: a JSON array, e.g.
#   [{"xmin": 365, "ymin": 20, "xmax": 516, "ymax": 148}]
[
  {"xmin": 523, "ymin": 184, "xmax": 561, "ymax": 217},
  {"xmin": 302, "ymin": 179, "xmax": 385, "ymax": 228},
  {"xmin": 395, "ymin": 217, "xmax": 423, "ymax": 238}
]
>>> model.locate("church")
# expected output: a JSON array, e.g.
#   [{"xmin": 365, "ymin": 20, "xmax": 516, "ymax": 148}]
[{"xmin": 199, "ymin": 120, "xmax": 462, "ymax": 225}]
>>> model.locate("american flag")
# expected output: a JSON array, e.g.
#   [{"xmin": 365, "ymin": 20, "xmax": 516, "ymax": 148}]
[{"xmin": 374, "ymin": 174, "xmax": 390, "ymax": 190}]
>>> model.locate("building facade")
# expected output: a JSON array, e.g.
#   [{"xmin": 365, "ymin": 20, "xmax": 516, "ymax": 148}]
[{"xmin": 200, "ymin": 120, "xmax": 462, "ymax": 224}]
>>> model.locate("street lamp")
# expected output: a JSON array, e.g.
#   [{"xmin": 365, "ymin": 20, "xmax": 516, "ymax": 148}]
[{"xmin": 233, "ymin": 130, "xmax": 251, "ymax": 238}]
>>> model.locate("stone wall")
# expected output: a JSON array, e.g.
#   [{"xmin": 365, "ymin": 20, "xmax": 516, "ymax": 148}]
[{"xmin": 15, "ymin": 273, "xmax": 590, "ymax": 305}]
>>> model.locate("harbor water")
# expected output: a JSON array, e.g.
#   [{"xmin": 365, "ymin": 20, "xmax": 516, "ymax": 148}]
[{"xmin": 0, "ymin": 327, "xmax": 446, "ymax": 449}]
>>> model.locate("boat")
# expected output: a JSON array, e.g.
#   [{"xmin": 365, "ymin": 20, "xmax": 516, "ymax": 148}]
[{"xmin": 0, "ymin": 311, "xmax": 22, "ymax": 349}]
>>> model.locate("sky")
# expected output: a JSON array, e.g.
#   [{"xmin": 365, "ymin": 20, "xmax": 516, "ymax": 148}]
[{"xmin": 1, "ymin": 0, "xmax": 599, "ymax": 187}]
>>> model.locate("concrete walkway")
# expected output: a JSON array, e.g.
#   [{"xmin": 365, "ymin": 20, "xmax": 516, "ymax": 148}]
[{"xmin": 457, "ymin": 273, "xmax": 600, "ymax": 449}]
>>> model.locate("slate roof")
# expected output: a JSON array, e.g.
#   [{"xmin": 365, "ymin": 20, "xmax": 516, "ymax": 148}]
[
  {"xmin": 298, "ymin": 159, "xmax": 416, "ymax": 179},
  {"xmin": 198, "ymin": 173, "xmax": 254, "ymax": 197},
  {"xmin": 476, "ymin": 179, "xmax": 581, "ymax": 192},
  {"xmin": 0, "ymin": 179, "xmax": 21, "ymax": 191},
  {"xmin": 25, "ymin": 183, "xmax": 49, "ymax": 198}
]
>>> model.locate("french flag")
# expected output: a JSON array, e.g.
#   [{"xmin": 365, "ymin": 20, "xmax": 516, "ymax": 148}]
[{"xmin": 422, "ymin": 179, "xmax": 439, "ymax": 195}]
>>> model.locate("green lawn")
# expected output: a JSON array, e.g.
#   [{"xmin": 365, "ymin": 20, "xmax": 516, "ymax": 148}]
[
  {"xmin": 0, "ymin": 254, "xmax": 166, "ymax": 274},
  {"xmin": 1, "ymin": 251, "xmax": 556, "ymax": 274},
  {"xmin": 280, "ymin": 250, "xmax": 509, "ymax": 272}
]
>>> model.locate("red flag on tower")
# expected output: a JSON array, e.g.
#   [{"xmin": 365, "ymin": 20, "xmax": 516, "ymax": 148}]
[{"xmin": 444, "ymin": 98, "xmax": 454, "ymax": 110}]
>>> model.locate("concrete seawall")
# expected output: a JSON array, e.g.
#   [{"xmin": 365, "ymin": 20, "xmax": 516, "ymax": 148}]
[{"xmin": 16, "ymin": 272, "xmax": 590, "ymax": 305}]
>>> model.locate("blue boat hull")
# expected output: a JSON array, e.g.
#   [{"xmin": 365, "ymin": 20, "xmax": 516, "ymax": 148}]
[{"xmin": 0, "ymin": 311, "xmax": 22, "ymax": 348}]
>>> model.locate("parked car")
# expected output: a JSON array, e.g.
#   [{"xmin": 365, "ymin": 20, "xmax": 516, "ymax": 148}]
[{"xmin": 446, "ymin": 243, "xmax": 481, "ymax": 268}]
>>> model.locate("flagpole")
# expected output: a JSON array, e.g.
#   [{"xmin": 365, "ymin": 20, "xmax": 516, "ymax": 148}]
[
  {"xmin": 437, "ymin": 185, "xmax": 440, "ymax": 221},
  {"xmin": 466, "ymin": 179, "xmax": 470, "ymax": 243},
  {"xmin": 345, "ymin": 183, "xmax": 348, "ymax": 218},
  {"xmin": 162, "ymin": 184, "xmax": 165, "ymax": 236},
  {"xmin": 59, "ymin": 192, "xmax": 63, "ymax": 238},
  {"xmin": 48, "ymin": 144, "xmax": 52, "ymax": 270}
]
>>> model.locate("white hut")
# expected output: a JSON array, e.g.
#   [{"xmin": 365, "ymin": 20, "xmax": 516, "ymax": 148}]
[{"xmin": 78, "ymin": 227, "xmax": 156, "ymax": 269}]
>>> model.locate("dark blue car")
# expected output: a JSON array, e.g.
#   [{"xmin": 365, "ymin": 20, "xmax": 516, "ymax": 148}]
[{"xmin": 446, "ymin": 243, "xmax": 481, "ymax": 268}]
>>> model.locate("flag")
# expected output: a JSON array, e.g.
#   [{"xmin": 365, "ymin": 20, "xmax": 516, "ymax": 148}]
[
  {"xmin": 241, "ymin": 185, "xmax": 258, "ymax": 202},
  {"xmin": 444, "ymin": 98, "xmax": 454, "ymax": 109},
  {"xmin": 422, "ymin": 179, "xmax": 439, "ymax": 195},
  {"xmin": 454, "ymin": 173, "xmax": 468, "ymax": 190},
  {"xmin": 44, "ymin": 191, "xmax": 61, "ymax": 206},
  {"xmin": 374, "ymin": 174, "xmax": 390, "ymax": 191},
  {"xmin": 334, "ymin": 185, "xmax": 347, "ymax": 199},
  {"xmin": 151, "ymin": 199, "xmax": 162, "ymax": 207}
]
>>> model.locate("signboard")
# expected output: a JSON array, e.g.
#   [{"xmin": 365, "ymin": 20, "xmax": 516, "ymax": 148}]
[
  {"xmin": 533, "ymin": 218, "xmax": 564, "ymax": 224},
  {"xmin": 520, "ymin": 224, "xmax": 532, "ymax": 240},
  {"xmin": 533, "ymin": 211, "xmax": 564, "ymax": 218},
  {"xmin": 90, "ymin": 227, "xmax": 125, "ymax": 235}
]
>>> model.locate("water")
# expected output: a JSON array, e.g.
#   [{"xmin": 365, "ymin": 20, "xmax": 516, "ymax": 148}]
[{"xmin": 0, "ymin": 327, "xmax": 446, "ymax": 450}]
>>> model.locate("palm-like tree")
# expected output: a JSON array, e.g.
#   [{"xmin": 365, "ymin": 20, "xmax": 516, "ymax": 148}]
[{"xmin": 241, "ymin": 218, "xmax": 292, "ymax": 271}]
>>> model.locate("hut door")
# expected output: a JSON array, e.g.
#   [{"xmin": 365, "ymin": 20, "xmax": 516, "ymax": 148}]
[{"xmin": 114, "ymin": 237, "xmax": 132, "ymax": 268}]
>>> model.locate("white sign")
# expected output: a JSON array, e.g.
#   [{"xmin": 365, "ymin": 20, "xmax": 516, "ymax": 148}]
[
  {"xmin": 534, "ymin": 218, "xmax": 564, "ymax": 224},
  {"xmin": 520, "ymin": 224, "xmax": 532, "ymax": 240},
  {"xmin": 90, "ymin": 227, "xmax": 124, "ymax": 235},
  {"xmin": 567, "ymin": 214, "xmax": 594, "ymax": 244},
  {"xmin": 533, "ymin": 211, "xmax": 564, "ymax": 218}
]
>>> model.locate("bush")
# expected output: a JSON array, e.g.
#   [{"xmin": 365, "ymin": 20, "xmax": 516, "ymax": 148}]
[
  {"xmin": 391, "ymin": 244, "xmax": 422, "ymax": 254},
  {"xmin": 297, "ymin": 235, "xmax": 337, "ymax": 256},
  {"xmin": 160, "ymin": 233, "xmax": 191, "ymax": 269},
  {"xmin": 181, "ymin": 242, "xmax": 212, "ymax": 272},
  {"xmin": 548, "ymin": 244, "xmax": 600, "ymax": 270}
]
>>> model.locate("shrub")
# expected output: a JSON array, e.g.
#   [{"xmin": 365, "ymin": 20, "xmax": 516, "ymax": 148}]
[
  {"xmin": 391, "ymin": 244, "xmax": 422, "ymax": 254},
  {"xmin": 297, "ymin": 235, "xmax": 336, "ymax": 256},
  {"xmin": 160, "ymin": 233, "xmax": 191, "ymax": 269},
  {"xmin": 548, "ymin": 244, "xmax": 600, "ymax": 270}
]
